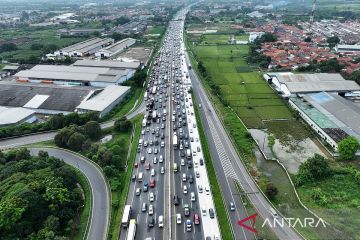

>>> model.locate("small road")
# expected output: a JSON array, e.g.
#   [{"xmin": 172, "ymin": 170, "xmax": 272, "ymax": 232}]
[
  {"xmin": 0, "ymin": 101, "xmax": 147, "ymax": 151},
  {"xmin": 185, "ymin": 52, "xmax": 302, "ymax": 240},
  {"xmin": 29, "ymin": 147, "xmax": 110, "ymax": 240}
]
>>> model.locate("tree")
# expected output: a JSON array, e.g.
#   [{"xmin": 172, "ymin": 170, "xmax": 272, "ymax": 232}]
[
  {"xmin": 114, "ymin": 119, "xmax": 132, "ymax": 132},
  {"xmin": 83, "ymin": 121, "xmax": 102, "ymax": 140},
  {"xmin": 54, "ymin": 128, "xmax": 74, "ymax": 148},
  {"xmin": 295, "ymin": 154, "xmax": 332, "ymax": 186},
  {"xmin": 49, "ymin": 114, "xmax": 65, "ymax": 130},
  {"xmin": 67, "ymin": 133, "xmax": 86, "ymax": 152},
  {"xmin": 338, "ymin": 136, "xmax": 360, "ymax": 160},
  {"xmin": 0, "ymin": 43, "xmax": 17, "ymax": 53},
  {"xmin": 304, "ymin": 36, "xmax": 312, "ymax": 42},
  {"xmin": 265, "ymin": 183, "xmax": 278, "ymax": 200},
  {"xmin": 347, "ymin": 70, "xmax": 360, "ymax": 85},
  {"xmin": 30, "ymin": 43, "xmax": 44, "ymax": 50},
  {"xmin": 327, "ymin": 36, "xmax": 340, "ymax": 48}
]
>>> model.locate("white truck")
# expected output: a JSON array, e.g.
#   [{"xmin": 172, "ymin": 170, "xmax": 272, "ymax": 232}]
[
  {"xmin": 173, "ymin": 134, "xmax": 178, "ymax": 149},
  {"xmin": 126, "ymin": 219, "xmax": 136, "ymax": 240}
]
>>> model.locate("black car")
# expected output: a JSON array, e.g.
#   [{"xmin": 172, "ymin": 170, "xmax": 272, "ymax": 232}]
[
  {"xmin": 200, "ymin": 158, "xmax": 204, "ymax": 166},
  {"xmin": 188, "ymin": 174, "xmax": 194, "ymax": 183},
  {"xmin": 148, "ymin": 217, "xmax": 155, "ymax": 228},
  {"xmin": 173, "ymin": 195, "xmax": 179, "ymax": 205},
  {"xmin": 187, "ymin": 160, "xmax": 193, "ymax": 168},
  {"xmin": 209, "ymin": 208, "xmax": 215, "ymax": 219}
]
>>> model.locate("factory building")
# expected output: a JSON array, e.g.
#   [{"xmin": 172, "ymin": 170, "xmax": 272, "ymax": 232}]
[
  {"xmin": 0, "ymin": 83, "xmax": 130, "ymax": 117},
  {"xmin": 73, "ymin": 59, "xmax": 141, "ymax": 70},
  {"xmin": 54, "ymin": 37, "xmax": 114, "ymax": 57},
  {"xmin": 14, "ymin": 64, "xmax": 135, "ymax": 87},
  {"xmin": 95, "ymin": 38, "xmax": 137, "ymax": 58}
]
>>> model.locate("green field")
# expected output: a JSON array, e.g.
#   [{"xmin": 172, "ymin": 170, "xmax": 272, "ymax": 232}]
[
  {"xmin": 194, "ymin": 45, "xmax": 292, "ymax": 128},
  {"xmin": 200, "ymin": 34, "xmax": 249, "ymax": 45},
  {"xmin": 148, "ymin": 26, "xmax": 166, "ymax": 35}
]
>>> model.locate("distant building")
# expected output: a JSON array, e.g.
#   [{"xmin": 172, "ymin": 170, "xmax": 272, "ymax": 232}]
[
  {"xmin": 95, "ymin": 38, "xmax": 137, "ymax": 58},
  {"xmin": 0, "ymin": 107, "xmax": 36, "ymax": 127},
  {"xmin": 248, "ymin": 32, "xmax": 265, "ymax": 43},
  {"xmin": 335, "ymin": 44, "xmax": 360, "ymax": 54},
  {"xmin": 15, "ymin": 64, "xmax": 135, "ymax": 87},
  {"xmin": 264, "ymin": 72, "xmax": 360, "ymax": 97},
  {"xmin": 57, "ymin": 28, "xmax": 105, "ymax": 37},
  {"xmin": 0, "ymin": 83, "xmax": 129, "ymax": 116},
  {"xmin": 54, "ymin": 37, "xmax": 114, "ymax": 57}
]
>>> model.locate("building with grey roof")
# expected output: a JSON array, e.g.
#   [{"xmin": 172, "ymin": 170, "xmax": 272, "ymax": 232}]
[
  {"xmin": 14, "ymin": 64, "xmax": 134, "ymax": 87},
  {"xmin": 264, "ymin": 72, "xmax": 360, "ymax": 97},
  {"xmin": 54, "ymin": 37, "xmax": 114, "ymax": 57},
  {"xmin": 335, "ymin": 44, "xmax": 360, "ymax": 54},
  {"xmin": 0, "ymin": 83, "xmax": 130, "ymax": 117},
  {"xmin": 73, "ymin": 59, "xmax": 141, "ymax": 70},
  {"xmin": 290, "ymin": 92, "xmax": 360, "ymax": 151},
  {"xmin": 95, "ymin": 38, "xmax": 137, "ymax": 58},
  {"xmin": 0, "ymin": 107, "xmax": 36, "ymax": 127}
]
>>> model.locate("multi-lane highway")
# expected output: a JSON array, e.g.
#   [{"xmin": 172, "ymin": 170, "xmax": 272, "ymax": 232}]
[{"xmin": 29, "ymin": 147, "xmax": 110, "ymax": 240}]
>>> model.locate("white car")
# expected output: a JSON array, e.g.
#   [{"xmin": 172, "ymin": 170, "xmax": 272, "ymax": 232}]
[
  {"xmin": 153, "ymin": 157, "xmax": 158, "ymax": 164},
  {"xmin": 183, "ymin": 185, "xmax": 188, "ymax": 194},
  {"xmin": 202, "ymin": 207, "xmax": 207, "ymax": 216},
  {"xmin": 159, "ymin": 155, "xmax": 164, "ymax": 163},
  {"xmin": 150, "ymin": 192, "xmax": 155, "ymax": 202},
  {"xmin": 147, "ymin": 148, "xmax": 152, "ymax": 154},
  {"xmin": 198, "ymin": 185, "xmax": 203, "ymax": 193},
  {"xmin": 158, "ymin": 215, "xmax": 164, "ymax": 228},
  {"xmin": 181, "ymin": 158, "xmax": 185, "ymax": 166},
  {"xmin": 161, "ymin": 166, "xmax": 165, "ymax": 174},
  {"xmin": 149, "ymin": 204, "xmax": 154, "ymax": 215},
  {"xmin": 151, "ymin": 169, "xmax": 156, "ymax": 177},
  {"xmin": 205, "ymin": 187, "xmax": 210, "ymax": 195},
  {"xmin": 176, "ymin": 213, "xmax": 182, "ymax": 224}
]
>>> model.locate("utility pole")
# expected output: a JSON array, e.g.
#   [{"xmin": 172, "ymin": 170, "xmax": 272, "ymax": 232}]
[{"xmin": 309, "ymin": 0, "xmax": 317, "ymax": 32}]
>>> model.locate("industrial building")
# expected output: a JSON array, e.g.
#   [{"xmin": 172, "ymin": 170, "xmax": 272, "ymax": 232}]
[
  {"xmin": 263, "ymin": 72, "xmax": 360, "ymax": 97},
  {"xmin": 290, "ymin": 92, "xmax": 360, "ymax": 150},
  {"xmin": 14, "ymin": 64, "xmax": 135, "ymax": 87},
  {"xmin": 76, "ymin": 85, "xmax": 130, "ymax": 117},
  {"xmin": 57, "ymin": 28, "xmax": 105, "ymax": 37},
  {"xmin": 95, "ymin": 38, "xmax": 137, "ymax": 58},
  {"xmin": 73, "ymin": 59, "xmax": 141, "ymax": 70},
  {"xmin": 0, "ymin": 107, "xmax": 36, "ymax": 127},
  {"xmin": 335, "ymin": 44, "xmax": 360, "ymax": 54},
  {"xmin": 54, "ymin": 37, "xmax": 114, "ymax": 57},
  {"xmin": 0, "ymin": 83, "xmax": 130, "ymax": 117}
]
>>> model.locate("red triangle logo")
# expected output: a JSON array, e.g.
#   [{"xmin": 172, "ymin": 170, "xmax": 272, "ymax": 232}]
[{"xmin": 237, "ymin": 213, "xmax": 258, "ymax": 233}]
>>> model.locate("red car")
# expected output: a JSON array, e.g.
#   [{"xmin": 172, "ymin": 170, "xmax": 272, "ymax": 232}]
[
  {"xmin": 194, "ymin": 213, "xmax": 200, "ymax": 225},
  {"xmin": 150, "ymin": 179, "xmax": 156, "ymax": 188},
  {"xmin": 134, "ymin": 162, "xmax": 139, "ymax": 168},
  {"xmin": 145, "ymin": 163, "xmax": 151, "ymax": 170}
]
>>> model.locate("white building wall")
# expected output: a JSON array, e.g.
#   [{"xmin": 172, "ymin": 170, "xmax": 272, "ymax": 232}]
[{"xmin": 289, "ymin": 99, "xmax": 338, "ymax": 150}]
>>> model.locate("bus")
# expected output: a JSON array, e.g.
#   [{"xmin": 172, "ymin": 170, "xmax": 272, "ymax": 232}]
[
  {"xmin": 122, "ymin": 205, "xmax": 132, "ymax": 228},
  {"xmin": 173, "ymin": 134, "xmax": 178, "ymax": 149},
  {"xmin": 126, "ymin": 219, "xmax": 137, "ymax": 240}
]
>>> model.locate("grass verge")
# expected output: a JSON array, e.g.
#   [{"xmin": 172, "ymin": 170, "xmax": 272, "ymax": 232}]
[
  {"xmin": 110, "ymin": 115, "xmax": 142, "ymax": 240},
  {"xmin": 193, "ymin": 95, "xmax": 234, "ymax": 240}
]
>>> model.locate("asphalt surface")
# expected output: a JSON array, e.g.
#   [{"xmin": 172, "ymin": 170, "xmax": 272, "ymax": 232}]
[
  {"xmin": 29, "ymin": 147, "xmax": 110, "ymax": 240},
  {"xmin": 184, "ymin": 51, "xmax": 302, "ymax": 240}
]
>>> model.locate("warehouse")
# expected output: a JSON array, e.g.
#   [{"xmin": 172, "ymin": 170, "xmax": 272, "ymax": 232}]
[
  {"xmin": 76, "ymin": 85, "xmax": 130, "ymax": 117},
  {"xmin": 290, "ymin": 92, "xmax": 360, "ymax": 151},
  {"xmin": 95, "ymin": 38, "xmax": 137, "ymax": 58},
  {"xmin": 73, "ymin": 59, "xmax": 141, "ymax": 70},
  {"xmin": 54, "ymin": 37, "xmax": 114, "ymax": 57},
  {"xmin": 0, "ymin": 83, "xmax": 130, "ymax": 117},
  {"xmin": 264, "ymin": 72, "xmax": 360, "ymax": 97},
  {"xmin": 14, "ymin": 64, "xmax": 134, "ymax": 87},
  {"xmin": 0, "ymin": 107, "xmax": 36, "ymax": 127},
  {"xmin": 335, "ymin": 44, "xmax": 360, "ymax": 54}
]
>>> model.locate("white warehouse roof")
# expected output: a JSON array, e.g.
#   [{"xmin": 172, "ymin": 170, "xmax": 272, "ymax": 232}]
[
  {"xmin": 73, "ymin": 59, "xmax": 140, "ymax": 69},
  {"xmin": 76, "ymin": 85, "xmax": 130, "ymax": 112},
  {"xmin": 0, "ymin": 107, "xmax": 36, "ymax": 126}
]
